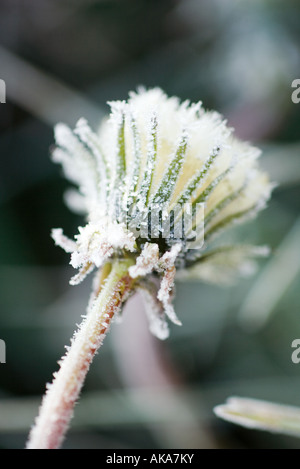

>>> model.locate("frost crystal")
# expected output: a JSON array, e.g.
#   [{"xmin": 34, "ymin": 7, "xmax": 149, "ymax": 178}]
[
  {"xmin": 129, "ymin": 243, "xmax": 159, "ymax": 278},
  {"xmin": 138, "ymin": 282, "xmax": 170, "ymax": 340},
  {"xmin": 52, "ymin": 87, "xmax": 274, "ymax": 338}
]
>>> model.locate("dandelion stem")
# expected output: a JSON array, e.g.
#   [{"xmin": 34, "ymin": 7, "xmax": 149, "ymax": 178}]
[{"xmin": 26, "ymin": 258, "xmax": 135, "ymax": 450}]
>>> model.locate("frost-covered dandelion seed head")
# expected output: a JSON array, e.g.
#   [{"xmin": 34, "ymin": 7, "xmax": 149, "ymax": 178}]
[{"xmin": 52, "ymin": 88, "xmax": 274, "ymax": 339}]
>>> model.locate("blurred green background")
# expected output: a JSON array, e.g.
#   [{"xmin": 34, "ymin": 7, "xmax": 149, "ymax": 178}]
[{"xmin": 0, "ymin": 0, "xmax": 300, "ymax": 449}]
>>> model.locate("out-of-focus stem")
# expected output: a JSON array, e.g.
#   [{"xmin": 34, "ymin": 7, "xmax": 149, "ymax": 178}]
[{"xmin": 26, "ymin": 258, "xmax": 134, "ymax": 450}]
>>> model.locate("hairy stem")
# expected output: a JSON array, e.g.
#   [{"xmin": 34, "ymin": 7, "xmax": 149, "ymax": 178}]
[{"xmin": 26, "ymin": 258, "xmax": 134, "ymax": 449}]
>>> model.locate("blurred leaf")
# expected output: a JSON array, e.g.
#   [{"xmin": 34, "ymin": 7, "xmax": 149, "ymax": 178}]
[{"xmin": 214, "ymin": 397, "xmax": 300, "ymax": 438}]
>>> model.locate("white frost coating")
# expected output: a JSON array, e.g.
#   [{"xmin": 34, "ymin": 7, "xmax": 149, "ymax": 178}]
[
  {"xmin": 158, "ymin": 243, "xmax": 182, "ymax": 270},
  {"xmin": 129, "ymin": 243, "xmax": 182, "ymax": 328},
  {"xmin": 174, "ymin": 145, "xmax": 221, "ymax": 206},
  {"xmin": 137, "ymin": 112, "xmax": 158, "ymax": 207},
  {"xmin": 51, "ymin": 228, "xmax": 76, "ymax": 253},
  {"xmin": 157, "ymin": 244, "xmax": 182, "ymax": 326},
  {"xmin": 63, "ymin": 189, "xmax": 87, "ymax": 214},
  {"xmin": 138, "ymin": 286, "xmax": 170, "ymax": 340},
  {"xmin": 157, "ymin": 265, "xmax": 182, "ymax": 326},
  {"xmin": 27, "ymin": 260, "xmax": 132, "ymax": 449},
  {"xmin": 74, "ymin": 118, "xmax": 108, "ymax": 204},
  {"xmin": 129, "ymin": 242, "xmax": 159, "ymax": 278},
  {"xmin": 52, "ymin": 221, "xmax": 135, "ymax": 285},
  {"xmin": 53, "ymin": 123, "xmax": 100, "ymax": 213},
  {"xmin": 70, "ymin": 262, "xmax": 95, "ymax": 286}
]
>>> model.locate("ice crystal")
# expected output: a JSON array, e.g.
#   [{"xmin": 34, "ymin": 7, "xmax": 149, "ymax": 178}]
[
  {"xmin": 137, "ymin": 281, "xmax": 170, "ymax": 340},
  {"xmin": 52, "ymin": 87, "xmax": 274, "ymax": 338}
]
